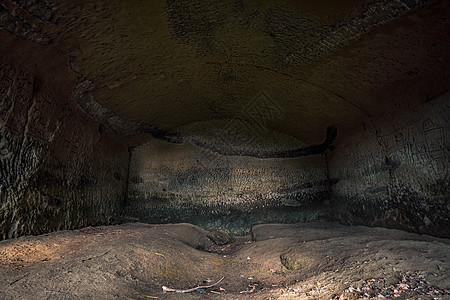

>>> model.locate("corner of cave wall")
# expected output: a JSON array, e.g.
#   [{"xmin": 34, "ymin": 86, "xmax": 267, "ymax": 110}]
[
  {"xmin": 125, "ymin": 139, "xmax": 331, "ymax": 235},
  {"xmin": 329, "ymin": 91, "xmax": 449, "ymax": 238},
  {"xmin": 0, "ymin": 57, "xmax": 129, "ymax": 240}
]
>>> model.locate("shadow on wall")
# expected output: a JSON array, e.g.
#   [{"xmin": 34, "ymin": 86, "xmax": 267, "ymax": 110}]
[
  {"xmin": 0, "ymin": 57, "xmax": 129, "ymax": 240},
  {"xmin": 329, "ymin": 91, "xmax": 450, "ymax": 238}
]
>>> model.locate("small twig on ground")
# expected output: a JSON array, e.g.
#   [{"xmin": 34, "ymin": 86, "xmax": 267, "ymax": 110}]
[
  {"xmin": 240, "ymin": 284, "xmax": 256, "ymax": 294},
  {"xmin": 9, "ymin": 273, "xmax": 29, "ymax": 286},
  {"xmin": 162, "ymin": 277, "xmax": 225, "ymax": 293},
  {"xmin": 81, "ymin": 251, "xmax": 109, "ymax": 263},
  {"xmin": 149, "ymin": 252, "xmax": 165, "ymax": 257}
]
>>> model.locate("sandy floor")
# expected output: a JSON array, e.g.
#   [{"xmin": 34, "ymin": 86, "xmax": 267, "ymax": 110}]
[{"xmin": 0, "ymin": 222, "xmax": 449, "ymax": 299}]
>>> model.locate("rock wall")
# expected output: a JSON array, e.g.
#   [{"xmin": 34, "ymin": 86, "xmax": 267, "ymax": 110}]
[
  {"xmin": 0, "ymin": 56, "xmax": 130, "ymax": 240},
  {"xmin": 329, "ymin": 91, "xmax": 449, "ymax": 237},
  {"xmin": 126, "ymin": 140, "xmax": 330, "ymax": 235}
]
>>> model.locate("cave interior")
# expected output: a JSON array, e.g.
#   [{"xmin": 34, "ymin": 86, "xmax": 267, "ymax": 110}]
[{"xmin": 0, "ymin": 0, "xmax": 449, "ymax": 299}]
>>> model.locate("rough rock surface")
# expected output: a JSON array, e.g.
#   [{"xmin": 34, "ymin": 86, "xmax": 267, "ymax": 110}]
[
  {"xmin": 126, "ymin": 140, "xmax": 330, "ymax": 235},
  {"xmin": 0, "ymin": 222, "xmax": 449, "ymax": 299},
  {"xmin": 0, "ymin": 49, "xmax": 129, "ymax": 240},
  {"xmin": 0, "ymin": 0, "xmax": 449, "ymax": 239},
  {"xmin": 330, "ymin": 90, "xmax": 450, "ymax": 237}
]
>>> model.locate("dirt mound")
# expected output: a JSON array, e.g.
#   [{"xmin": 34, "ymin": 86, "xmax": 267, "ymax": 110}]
[{"xmin": 0, "ymin": 222, "xmax": 448, "ymax": 299}]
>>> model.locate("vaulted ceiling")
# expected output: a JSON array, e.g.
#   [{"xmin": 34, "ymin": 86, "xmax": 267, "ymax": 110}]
[{"xmin": 1, "ymin": 0, "xmax": 449, "ymax": 147}]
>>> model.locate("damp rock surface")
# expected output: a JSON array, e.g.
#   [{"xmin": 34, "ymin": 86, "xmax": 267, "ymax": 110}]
[
  {"xmin": 207, "ymin": 230, "xmax": 235, "ymax": 246},
  {"xmin": 0, "ymin": 222, "xmax": 448, "ymax": 299}
]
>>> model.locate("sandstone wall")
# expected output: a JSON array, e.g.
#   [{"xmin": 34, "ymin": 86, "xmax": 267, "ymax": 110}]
[
  {"xmin": 0, "ymin": 56, "xmax": 129, "ymax": 239},
  {"xmin": 126, "ymin": 139, "xmax": 330, "ymax": 235},
  {"xmin": 329, "ymin": 91, "xmax": 449, "ymax": 237}
]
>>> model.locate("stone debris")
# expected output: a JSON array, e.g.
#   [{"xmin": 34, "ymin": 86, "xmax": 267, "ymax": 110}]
[
  {"xmin": 333, "ymin": 271, "xmax": 450, "ymax": 299},
  {"xmin": 280, "ymin": 253, "xmax": 306, "ymax": 270},
  {"xmin": 206, "ymin": 230, "xmax": 235, "ymax": 245}
]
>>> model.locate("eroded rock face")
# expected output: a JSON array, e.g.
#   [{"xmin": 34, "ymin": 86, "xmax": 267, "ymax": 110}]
[
  {"xmin": 330, "ymin": 91, "xmax": 450, "ymax": 238},
  {"xmin": 126, "ymin": 139, "xmax": 330, "ymax": 235},
  {"xmin": 0, "ymin": 55, "xmax": 129, "ymax": 240}
]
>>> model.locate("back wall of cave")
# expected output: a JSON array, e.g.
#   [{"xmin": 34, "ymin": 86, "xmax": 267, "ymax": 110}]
[{"xmin": 126, "ymin": 139, "xmax": 330, "ymax": 235}]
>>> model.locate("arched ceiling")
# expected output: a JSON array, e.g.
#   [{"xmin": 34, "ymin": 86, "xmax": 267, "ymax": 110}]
[{"xmin": 1, "ymin": 0, "xmax": 449, "ymax": 147}]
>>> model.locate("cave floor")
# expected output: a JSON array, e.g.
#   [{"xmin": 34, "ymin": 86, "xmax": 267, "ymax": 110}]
[{"xmin": 0, "ymin": 222, "xmax": 449, "ymax": 300}]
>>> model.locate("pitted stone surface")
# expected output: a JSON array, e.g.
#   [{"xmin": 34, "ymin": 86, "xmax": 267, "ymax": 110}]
[{"xmin": 0, "ymin": 54, "xmax": 129, "ymax": 240}]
